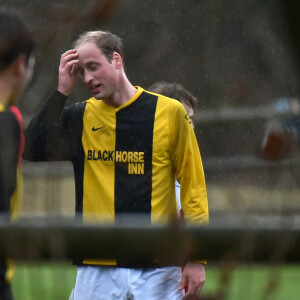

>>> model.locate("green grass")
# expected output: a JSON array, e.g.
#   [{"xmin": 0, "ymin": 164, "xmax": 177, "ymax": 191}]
[
  {"xmin": 203, "ymin": 264, "xmax": 300, "ymax": 300},
  {"xmin": 12, "ymin": 262, "xmax": 77, "ymax": 300},
  {"xmin": 11, "ymin": 263, "xmax": 300, "ymax": 300}
]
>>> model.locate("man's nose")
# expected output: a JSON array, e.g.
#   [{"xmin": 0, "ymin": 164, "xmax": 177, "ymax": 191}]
[{"xmin": 83, "ymin": 71, "xmax": 93, "ymax": 84}]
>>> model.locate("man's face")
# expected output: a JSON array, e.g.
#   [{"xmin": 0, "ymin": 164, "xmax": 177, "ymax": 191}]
[
  {"xmin": 76, "ymin": 42, "xmax": 119, "ymax": 100},
  {"xmin": 182, "ymin": 101, "xmax": 195, "ymax": 128}
]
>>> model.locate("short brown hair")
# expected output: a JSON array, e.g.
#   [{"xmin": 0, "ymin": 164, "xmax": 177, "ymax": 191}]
[
  {"xmin": 148, "ymin": 81, "xmax": 198, "ymax": 109},
  {"xmin": 73, "ymin": 30, "xmax": 123, "ymax": 63}
]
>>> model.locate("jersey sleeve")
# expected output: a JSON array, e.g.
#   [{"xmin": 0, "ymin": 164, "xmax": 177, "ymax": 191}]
[
  {"xmin": 170, "ymin": 103, "xmax": 208, "ymax": 225},
  {"xmin": 23, "ymin": 91, "xmax": 84, "ymax": 162}
]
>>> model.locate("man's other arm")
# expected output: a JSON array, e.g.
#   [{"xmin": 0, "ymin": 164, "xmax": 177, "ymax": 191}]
[{"xmin": 24, "ymin": 91, "xmax": 72, "ymax": 161}]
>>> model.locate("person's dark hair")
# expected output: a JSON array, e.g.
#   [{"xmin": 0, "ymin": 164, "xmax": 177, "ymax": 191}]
[
  {"xmin": 0, "ymin": 9, "xmax": 34, "ymax": 72},
  {"xmin": 73, "ymin": 31, "xmax": 124, "ymax": 63},
  {"xmin": 148, "ymin": 81, "xmax": 198, "ymax": 109}
]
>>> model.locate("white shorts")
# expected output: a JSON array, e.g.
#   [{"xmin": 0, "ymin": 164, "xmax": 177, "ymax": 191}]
[{"xmin": 72, "ymin": 266, "xmax": 184, "ymax": 300}]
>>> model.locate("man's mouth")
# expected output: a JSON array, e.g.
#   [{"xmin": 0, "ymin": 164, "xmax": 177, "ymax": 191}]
[{"xmin": 90, "ymin": 84, "xmax": 101, "ymax": 93}]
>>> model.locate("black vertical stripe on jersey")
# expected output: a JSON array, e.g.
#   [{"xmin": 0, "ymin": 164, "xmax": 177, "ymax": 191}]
[
  {"xmin": 115, "ymin": 92, "xmax": 158, "ymax": 224},
  {"xmin": 73, "ymin": 156, "xmax": 85, "ymax": 220}
]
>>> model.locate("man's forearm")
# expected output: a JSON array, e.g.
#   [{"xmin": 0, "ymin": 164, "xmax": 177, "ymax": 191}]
[{"xmin": 23, "ymin": 91, "xmax": 68, "ymax": 161}]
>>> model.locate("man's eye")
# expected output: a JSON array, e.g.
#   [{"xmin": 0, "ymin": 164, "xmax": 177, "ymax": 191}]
[{"xmin": 89, "ymin": 65, "xmax": 98, "ymax": 71}]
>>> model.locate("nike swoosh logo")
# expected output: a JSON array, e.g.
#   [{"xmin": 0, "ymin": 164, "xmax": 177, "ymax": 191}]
[{"xmin": 92, "ymin": 126, "xmax": 105, "ymax": 131}]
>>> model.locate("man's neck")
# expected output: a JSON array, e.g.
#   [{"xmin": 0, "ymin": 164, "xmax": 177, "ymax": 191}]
[
  {"xmin": 0, "ymin": 83, "xmax": 10, "ymax": 106},
  {"xmin": 0, "ymin": 71, "xmax": 15, "ymax": 106},
  {"xmin": 102, "ymin": 74, "xmax": 137, "ymax": 108},
  {"xmin": 105, "ymin": 86, "xmax": 137, "ymax": 107}
]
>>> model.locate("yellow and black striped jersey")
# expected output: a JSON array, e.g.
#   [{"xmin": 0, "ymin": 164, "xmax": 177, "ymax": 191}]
[{"xmin": 24, "ymin": 86, "xmax": 208, "ymax": 265}]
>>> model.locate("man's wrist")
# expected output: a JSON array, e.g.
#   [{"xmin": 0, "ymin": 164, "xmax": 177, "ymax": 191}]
[
  {"xmin": 54, "ymin": 90, "xmax": 69, "ymax": 101},
  {"xmin": 57, "ymin": 87, "xmax": 70, "ymax": 97}
]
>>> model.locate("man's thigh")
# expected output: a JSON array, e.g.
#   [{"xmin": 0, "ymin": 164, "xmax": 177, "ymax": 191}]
[
  {"xmin": 73, "ymin": 266, "xmax": 184, "ymax": 300},
  {"xmin": 74, "ymin": 266, "xmax": 128, "ymax": 300},
  {"xmin": 130, "ymin": 266, "xmax": 184, "ymax": 300}
]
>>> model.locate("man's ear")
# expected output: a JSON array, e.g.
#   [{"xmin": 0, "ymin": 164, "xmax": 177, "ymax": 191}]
[
  {"xmin": 11, "ymin": 54, "xmax": 26, "ymax": 77},
  {"xmin": 112, "ymin": 52, "xmax": 122, "ymax": 69}
]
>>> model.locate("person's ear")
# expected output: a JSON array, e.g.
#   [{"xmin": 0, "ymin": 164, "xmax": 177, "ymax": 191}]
[
  {"xmin": 112, "ymin": 52, "xmax": 122, "ymax": 69},
  {"xmin": 11, "ymin": 54, "xmax": 26, "ymax": 77}
]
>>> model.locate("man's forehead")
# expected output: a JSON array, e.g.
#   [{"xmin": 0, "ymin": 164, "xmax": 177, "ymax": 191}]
[
  {"xmin": 77, "ymin": 43, "xmax": 102, "ymax": 58},
  {"xmin": 77, "ymin": 44, "xmax": 103, "ymax": 65},
  {"xmin": 77, "ymin": 56, "xmax": 98, "ymax": 66}
]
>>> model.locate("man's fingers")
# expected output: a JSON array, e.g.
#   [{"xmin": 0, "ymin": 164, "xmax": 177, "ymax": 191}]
[
  {"xmin": 194, "ymin": 283, "xmax": 204, "ymax": 298},
  {"xmin": 57, "ymin": 50, "xmax": 79, "ymax": 96},
  {"xmin": 60, "ymin": 51, "xmax": 78, "ymax": 65},
  {"xmin": 178, "ymin": 274, "xmax": 187, "ymax": 291},
  {"xmin": 183, "ymin": 281, "xmax": 204, "ymax": 299},
  {"xmin": 69, "ymin": 64, "xmax": 78, "ymax": 75},
  {"xmin": 63, "ymin": 59, "xmax": 79, "ymax": 72},
  {"xmin": 60, "ymin": 60, "xmax": 79, "ymax": 76},
  {"xmin": 61, "ymin": 49, "xmax": 77, "ymax": 58},
  {"xmin": 60, "ymin": 52, "xmax": 79, "ymax": 70},
  {"xmin": 182, "ymin": 281, "xmax": 196, "ymax": 299},
  {"xmin": 60, "ymin": 55, "xmax": 78, "ymax": 67}
]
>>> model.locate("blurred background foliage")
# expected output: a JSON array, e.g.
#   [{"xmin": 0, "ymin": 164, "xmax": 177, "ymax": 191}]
[{"xmin": 3, "ymin": 0, "xmax": 299, "ymax": 111}]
